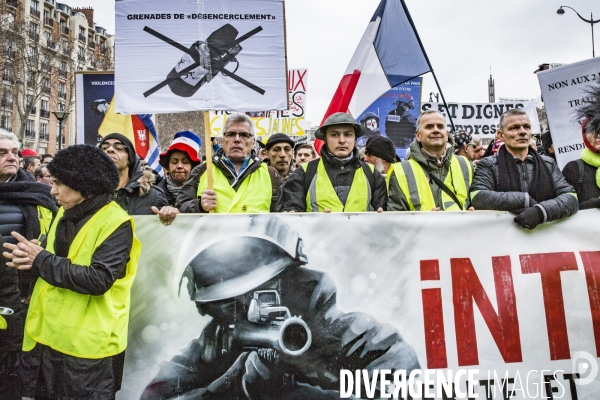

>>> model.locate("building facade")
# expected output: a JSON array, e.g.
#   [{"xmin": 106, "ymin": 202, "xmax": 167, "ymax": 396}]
[{"xmin": 0, "ymin": 0, "xmax": 114, "ymax": 154}]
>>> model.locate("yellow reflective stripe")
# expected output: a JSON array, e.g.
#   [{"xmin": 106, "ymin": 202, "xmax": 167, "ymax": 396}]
[
  {"xmin": 37, "ymin": 205, "xmax": 53, "ymax": 240},
  {"xmin": 0, "ymin": 315, "xmax": 6, "ymax": 330},
  {"xmin": 198, "ymin": 162, "xmax": 272, "ymax": 213},
  {"xmin": 470, "ymin": 190, "xmax": 480, "ymax": 201},
  {"xmin": 305, "ymin": 159, "xmax": 371, "ymax": 212}
]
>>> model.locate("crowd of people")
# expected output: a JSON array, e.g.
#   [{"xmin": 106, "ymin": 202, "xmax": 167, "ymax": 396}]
[{"xmin": 0, "ymin": 88, "xmax": 598, "ymax": 397}]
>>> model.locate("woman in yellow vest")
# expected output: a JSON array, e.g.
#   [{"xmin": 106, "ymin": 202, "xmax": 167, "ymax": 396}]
[{"xmin": 3, "ymin": 145, "xmax": 141, "ymax": 399}]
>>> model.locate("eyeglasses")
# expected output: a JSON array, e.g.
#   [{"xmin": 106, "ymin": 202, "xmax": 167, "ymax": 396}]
[
  {"xmin": 100, "ymin": 142, "xmax": 126, "ymax": 152},
  {"xmin": 223, "ymin": 131, "xmax": 253, "ymax": 140}
]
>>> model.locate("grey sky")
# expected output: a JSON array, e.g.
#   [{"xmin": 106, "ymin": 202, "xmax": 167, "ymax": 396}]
[{"xmin": 70, "ymin": 0, "xmax": 598, "ymax": 126}]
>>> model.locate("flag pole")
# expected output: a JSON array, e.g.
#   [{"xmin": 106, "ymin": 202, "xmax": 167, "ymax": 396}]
[
  {"xmin": 399, "ymin": 0, "xmax": 455, "ymax": 131},
  {"xmin": 203, "ymin": 111, "xmax": 214, "ymax": 213}
]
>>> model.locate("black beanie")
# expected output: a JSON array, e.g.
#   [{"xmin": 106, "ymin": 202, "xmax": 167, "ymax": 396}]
[
  {"xmin": 541, "ymin": 131, "xmax": 553, "ymax": 153},
  {"xmin": 365, "ymin": 136, "xmax": 398, "ymax": 163},
  {"xmin": 47, "ymin": 145, "xmax": 119, "ymax": 197},
  {"xmin": 100, "ymin": 133, "xmax": 136, "ymax": 166},
  {"xmin": 265, "ymin": 133, "xmax": 295, "ymax": 150}
]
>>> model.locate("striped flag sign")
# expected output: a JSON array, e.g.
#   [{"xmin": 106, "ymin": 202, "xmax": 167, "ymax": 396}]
[{"xmin": 316, "ymin": 0, "xmax": 432, "ymax": 154}]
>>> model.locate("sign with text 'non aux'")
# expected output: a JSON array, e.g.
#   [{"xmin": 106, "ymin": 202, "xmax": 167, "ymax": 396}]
[
  {"xmin": 421, "ymin": 101, "xmax": 541, "ymax": 137},
  {"xmin": 538, "ymin": 57, "xmax": 600, "ymax": 169},
  {"xmin": 209, "ymin": 69, "xmax": 309, "ymax": 139},
  {"xmin": 115, "ymin": 0, "xmax": 287, "ymax": 114},
  {"xmin": 121, "ymin": 211, "xmax": 600, "ymax": 399}
]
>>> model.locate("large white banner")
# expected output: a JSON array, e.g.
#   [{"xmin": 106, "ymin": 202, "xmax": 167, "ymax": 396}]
[
  {"xmin": 538, "ymin": 58, "xmax": 600, "ymax": 169},
  {"xmin": 121, "ymin": 211, "xmax": 600, "ymax": 399},
  {"xmin": 421, "ymin": 101, "xmax": 541, "ymax": 137},
  {"xmin": 115, "ymin": 0, "xmax": 287, "ymax": 114}
]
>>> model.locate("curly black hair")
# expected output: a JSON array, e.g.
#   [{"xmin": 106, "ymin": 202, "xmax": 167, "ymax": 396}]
[
  {"xmin": 47, "ymin": 145, "xmax": 119, "ymax": 197},
  {"xmin": 574, "ymin": 83, "xmax": 600, "ymax": 135}
]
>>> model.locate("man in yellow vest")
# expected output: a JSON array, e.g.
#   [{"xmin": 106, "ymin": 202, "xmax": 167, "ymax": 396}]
[
  {"xmin": 3, "ymin": 144, "xmax": 141, "ymax": 399},
  {"xmin": 177, "ymin": 113, "xmax": 281, "ymax": 213},
  {"xmin": 388, "ymin": 110, "xmax": 473, "ymax": 211},
  {"xmin": 278, "ymin": 112, "xmax": 387, "ymax": 212}
]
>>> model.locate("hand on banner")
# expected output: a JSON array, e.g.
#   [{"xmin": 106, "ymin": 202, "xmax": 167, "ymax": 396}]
[
  {"xmin": 514, "ymin": 206, "xmax": 544, "ymax": 230},
  {"xmin": 322, "ymin": 208, "xmax": 331, "ymax": 213},
  {"xmin": 432, "ymin": 207, "xmax": 441, "ymax": 211},
  {"xmin": 377, "ymin": 207, "xmax": 383, "ymax": 213},
  {"xmin": 468, "ymin": 206, "xmax": 475, "ymax": 211},
  {"xmin": 152, "ymin": 206, "xmax": 179, "ymax": 226},
  {"xmin": 201, "ymin": 190, "xmax": 217, "ymax": 212},
  {"xmin": 2, "ymin": 232, "xmax": 42, "ymax": 270}
]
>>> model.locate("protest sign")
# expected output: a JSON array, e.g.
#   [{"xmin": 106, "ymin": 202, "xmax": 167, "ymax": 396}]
[
  {"xmin": 75, "ymin": 72, "xmax": 113, "ymax": 145},
  {"xmin": 421, "ymin": 101, "xmax": 542, "ymax": 137},
  {"xmin": 120, "ymin": 211, "xmax": 600, "ymax": 399},
  {"xmin": 209, "ymin": 69, "xmax": 309, "ymax": 141},
  {"xmin": 115, "ymin": 0, "xmax": 287, "ymax": 114},
  {"xmin": 537, "ymin": 57, "xmax": 600, "ymax": 169},
  {"xmin": 355, "ymin": 78, "xmax": 422, "ymax": 159}
]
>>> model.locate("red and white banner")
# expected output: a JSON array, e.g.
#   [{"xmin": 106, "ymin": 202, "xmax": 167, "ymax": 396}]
[{"xmin": 122, "ymin": 210, "xmax": 600, "ymax": 399}]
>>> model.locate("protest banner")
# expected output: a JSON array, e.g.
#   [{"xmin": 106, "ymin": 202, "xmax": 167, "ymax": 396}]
[
  {"xmin": 114, "ymin": 0, "xmax": 287, "ymax": 114},
  {"xmin": 355, "ymin": 78, "xmax": 422, "ymax": 159},
  {"xmin": 75, "ymin": 72, "xmax": 114, "ymax": 145},
  {"xmin": 421, "ymin": 101, "xmax": 542, "ymax": 138},
  {"xmin": 120, "ymin": 211, "xmax": 600, "ymax": 399},
  {"xmin": 209, "ymin": 69, "xmax": 309, "ymax": 141},
  {"xmin": 537, "ymin": 57, "xmax": 600, "ymax": 169}
]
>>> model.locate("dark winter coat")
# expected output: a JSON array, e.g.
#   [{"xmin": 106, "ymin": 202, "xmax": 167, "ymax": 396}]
[
  {"xmin": 114, "ymin": 157, "xmax": 168, "ymax": 215},
  {"xmin": 562, "ymin": 159, "xmax": 600, "ymax": 209},
  {"xmin": 176, "ymin": 150, "xmax": 281, "ymax": 213},
  {"xmin": 277, "ymin": 146, "xmax": 388, "ymax": 212},
  {"xmin": 470, "ymin": 151, "xmax": 578, "ymax": 222}
]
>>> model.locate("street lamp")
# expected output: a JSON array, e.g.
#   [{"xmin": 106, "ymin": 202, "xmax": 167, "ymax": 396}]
[
  {"xmin": 53, "ymin": 111, "xmax": 69, "ymax": 151},
  {"xmin": 557, "ymin": 6, "xmax": 600, "ymax": 57}
]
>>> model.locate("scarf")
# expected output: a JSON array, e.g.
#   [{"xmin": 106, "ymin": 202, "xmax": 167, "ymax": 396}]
[
  {"xmin": 166, "ymin": 175, "xmax": 182, "ymax": 199},
  {"xmin": 0, "ymin": 170, "xmax": 58, "ymax": 240},
  {"xmin": 54, "ymin": 193, "xmax": 112, "ymax": 258},
  {"xmin": 496, "ymin": 145, "xmax": 555, "ymax": 202},
  {"xmin": 581, "ymin": 148, "xmax": 600, "ymax": 189}
]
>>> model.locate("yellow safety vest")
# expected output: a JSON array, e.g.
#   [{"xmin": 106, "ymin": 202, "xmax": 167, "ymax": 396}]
[
  {"xmin": 391, "ymin": 156, "xmax": 472, "ymax": 211},
  {"xmin": 23, "ymin": 201, "xmax": 141, "ymax": 359},
  {"xmin": 0, "ymin": 205, "xmax": 54, "ymax": 331},
  {"xmin": 197, "ymin": 162, "xmax": 272, "ymax": 213},
  {"xmin": 303, "ymin": 159, "xmax": 374, "ymax": 212}
]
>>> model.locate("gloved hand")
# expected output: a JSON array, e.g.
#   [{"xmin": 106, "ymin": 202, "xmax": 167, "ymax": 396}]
[{"xmin": 514, "ymin": 206, "xmax": 544, "ymax": 230}]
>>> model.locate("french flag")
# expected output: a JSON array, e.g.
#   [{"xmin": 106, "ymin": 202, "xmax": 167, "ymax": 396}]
[{"xmin": 316, "ymin": 0, "xmax": 431, "ymax": 154}]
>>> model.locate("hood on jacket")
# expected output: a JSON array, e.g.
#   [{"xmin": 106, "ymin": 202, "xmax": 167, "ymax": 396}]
[
  {"xmin": 123, "ymin": 155, "xmax": 156, "ymax": 197},
  {"xmin": 407, "ymin": 139, "xmax": 453, "ymax": 168}
]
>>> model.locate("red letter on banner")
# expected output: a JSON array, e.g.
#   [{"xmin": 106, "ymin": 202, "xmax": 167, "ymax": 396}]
[
  {"xmin": 421, "ymin": 260, "xmax": 447, "ymax": 368},
  {"xmin": 452, "ymin": 256, "xmax": 522, "ymax": 366},
  {"xmin": 520, "ymin": 252, "xmax": 578, "ymax": 360},
  {"xmin": 580, "ymin": 251, "xmax": 600, "ymax": 357}
]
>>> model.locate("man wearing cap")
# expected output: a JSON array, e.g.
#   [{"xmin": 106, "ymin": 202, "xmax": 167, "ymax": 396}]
[
  {"xmin": 388, "ymin": 110, "xmax": 473, "ymax": 211},
  {"xmin": 0, "ymin": 129, "xmax": 56, "ymax": 399},
  {"xmin": 451, "ymin": 130, "xmax": 479, "ymax": 162},
  {"xmin": 264, "ymin": 133, "xmax": 295, "ymax": 181},
  {"xmin": 176, "ymin": 113, "xmax": 281, "ymax": 213},
  {"xmin": 99, "ymin": 133, "xmax": 168, "ymax": 215},
  {"xmin": 364, "ymin": 136, "xmax": 398, "ymax": 177},
  {"xmin": 278, "ymin": 112, "xmax": 387, "ymax": 212}
]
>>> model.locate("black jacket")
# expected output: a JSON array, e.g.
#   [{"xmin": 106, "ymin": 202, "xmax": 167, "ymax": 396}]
[
  {"xmin": 562, "ymin": 158, "xmax": 600, "ymax": 210},
  {"xmin": 470, "ymin": 151, "xmax": 578, "ymax": 222},
  {"xmin": 114, "ymin": 157, "xmax": 168, "ymax": 215},
  {"xmin": 176, "ymin": 150, "xmax": 281, "ymax": 213},
  {"xmin": 277, "ymin": 146, "xmax": 387, "ymax": 212}
]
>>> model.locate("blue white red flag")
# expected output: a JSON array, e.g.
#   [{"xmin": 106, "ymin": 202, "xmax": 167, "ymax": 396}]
[{"xmin": 315, "ymin": 0, "xmax": 431, "ymax": 153}]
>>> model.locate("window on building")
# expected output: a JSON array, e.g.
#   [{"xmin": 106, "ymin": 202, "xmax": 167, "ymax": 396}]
[
  {"xmin": 58, "ymin": 82, "xmax": 66, "ymax": 99},
  {"xmin": 31, "ymin": 1, "xmax": 38, "ymax": 11},
  {"xmin": 0, "ymin": 115, "xmax": 12, "ymax": 130},
  {"xmin": 41, "ymin": 99, "xmax": 48, "ymax": 111},
  {"xmin": 25, "ymin": 119, "xmax": 35, "ymax": 138},
  {"xmin": 40, "ymin": 122, "xmax": 48, "ymax": 141}
]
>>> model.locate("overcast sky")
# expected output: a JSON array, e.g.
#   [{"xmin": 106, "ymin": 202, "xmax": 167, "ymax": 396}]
[{"xmin": 68, "ymin": 0, "xmax": 598, "ymax": 126}]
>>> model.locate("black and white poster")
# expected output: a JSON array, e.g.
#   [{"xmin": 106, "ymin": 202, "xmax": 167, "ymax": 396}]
[
  {"xmin": 119, "ymin": 212, "xmax": 600, "ymax": 399},
  {"xmin": 115, "ymin": 0, "xmax": 287, "ymax": 114}
]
